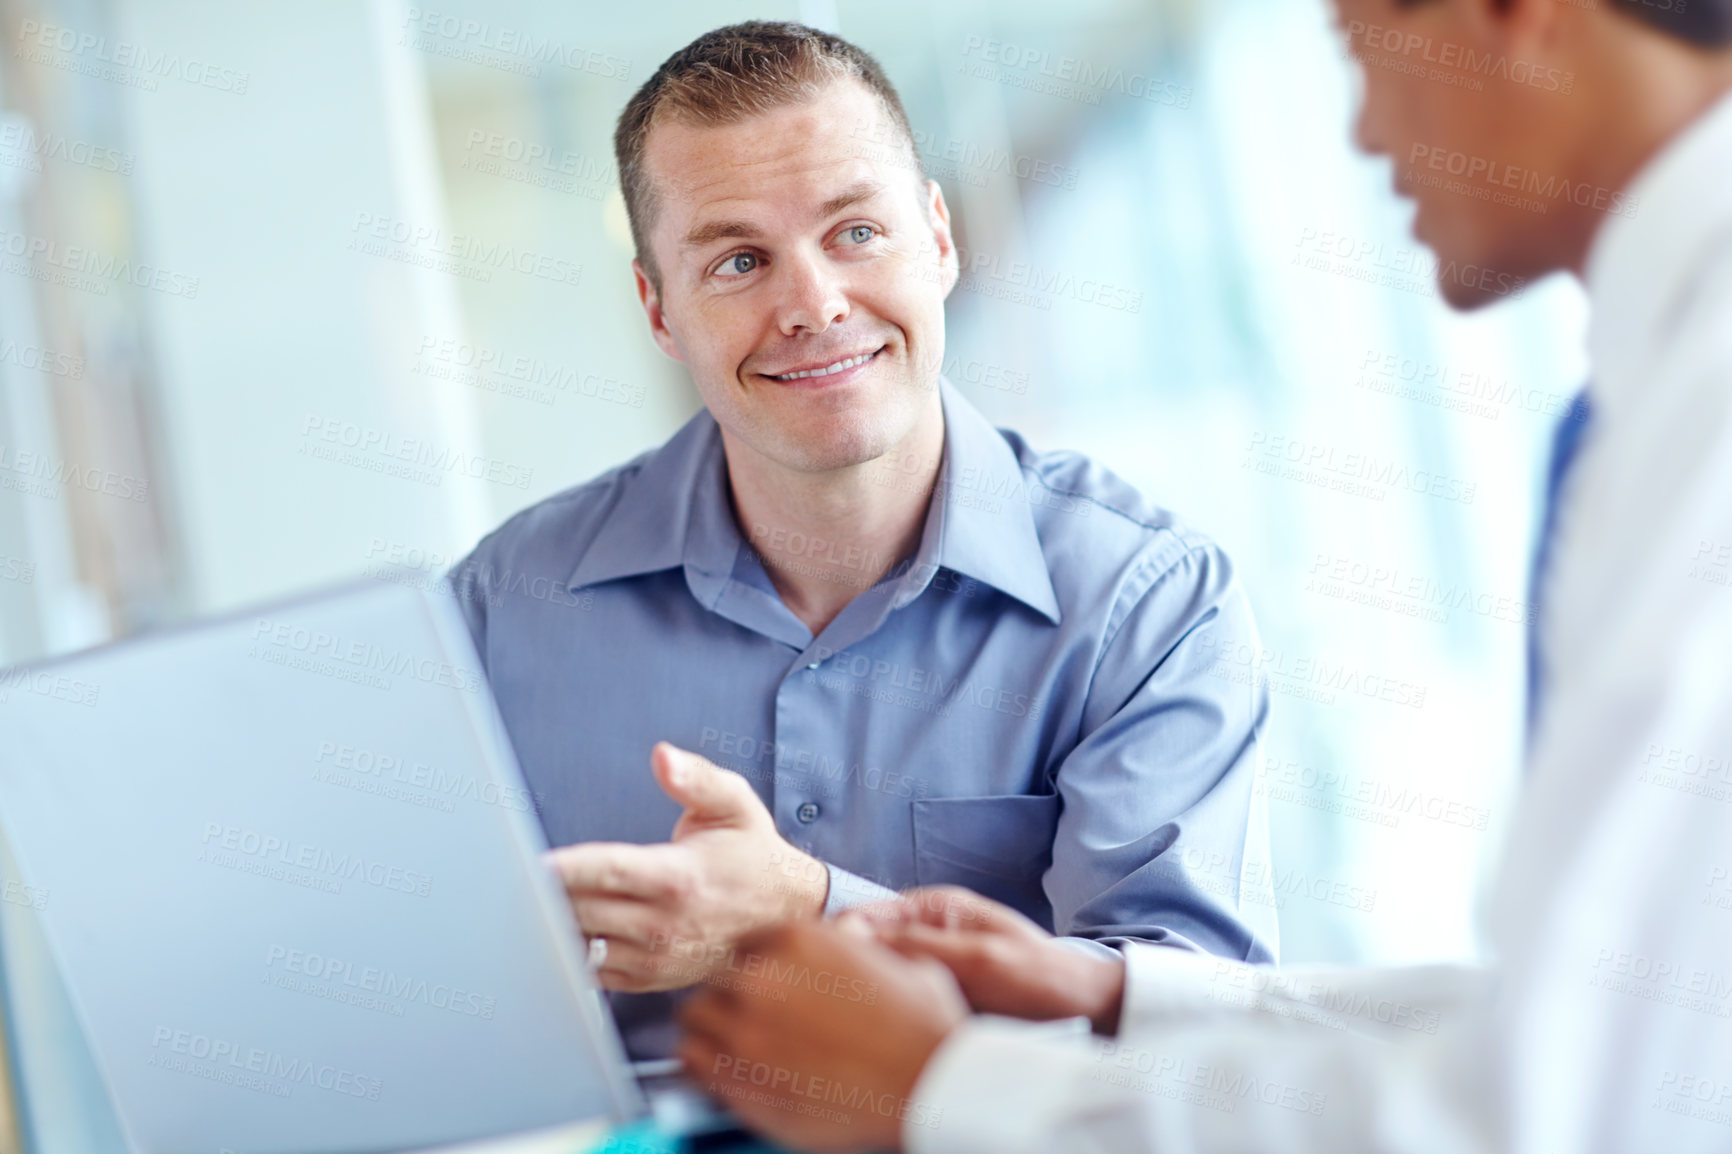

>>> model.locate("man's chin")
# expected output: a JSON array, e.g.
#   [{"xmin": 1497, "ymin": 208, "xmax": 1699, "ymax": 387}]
[
  {"xmin": 1435, "ymin": 275, "xmax": 1508, "ymax": 313},
  {"xmin": 766, "ymin": 425, "xmax": 897, "ymax": 476},
  {"xmin": 1412, "ymin": 211, "xmax": 1528, "ymax": 312}
]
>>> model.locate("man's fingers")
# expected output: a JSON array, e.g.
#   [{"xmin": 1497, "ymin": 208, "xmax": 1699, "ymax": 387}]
[
  {"xmin": 878, "ymin": 919, "xmax": 992, "ymax": 969},
  {"xmin": 571, "ymin": 895, "xmax": 664, "ymax": 946},
  {"xmin": 592, "ymin": 936, "xmax": 657, "ymax": 991},
  {"xmin": 682, "ymin": 987, "xmax": 775, "ymax": 1065},
  {"xmin": 728, "ymin": 919, "xmax": 812, "ymax": 960},
  {"xmin": 832, "ymin": 911, "xmax": 883, "ymax": 940},
  {"xmin": 592, "ymin": 938, "xmax": 706, "ymax": 992},
  {"xmin": 900, "ymin": 885, "xmax": 1045, "ymax": 937},
  {"xmin": 679, "ymin": 988, "xmax": 741, "ymax": 1040},
  {"xmin": 675, "ymin": 1030, "xmax": 726, "ymax": 1086},
  {"xmin": 905, "ymin": 951, "xmax": 971, "ymax": 1001},
  {"xmin": 546, "ymin": 841, "xmax": 690, "ymax": 901},
  {"xmin": 900, "ymin": 884, "xmax": 1006, "ymax": 928},
  {"xmin": 652, "ymin": 742, "xmax": 761, "ymax": 826},
  {"xmin": 694, "ymin": 970, "xmax": 744, "ymax": 1011},
  {"xmin": 877, "ymin": 922, "xmax": 1034, "ymax": 1007},
  {"xmin": 847, "ymin": 896, "xmax": 917, "ymax": 926}
]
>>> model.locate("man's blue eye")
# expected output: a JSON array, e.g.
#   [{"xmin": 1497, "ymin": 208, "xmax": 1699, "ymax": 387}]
[
  {"xmin": 844, "ymin": 225, "xmax": 875, "ymax": 244},
  {"xmin": 719, "ymin": 253, "xmax": 758, "ymax": 276}
]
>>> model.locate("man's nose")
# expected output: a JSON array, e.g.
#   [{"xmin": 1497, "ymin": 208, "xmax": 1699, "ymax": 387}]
[
  {"xmin": 776, "ymin": 251, "xmax": 849, "ymax": 335},
  {"xmin": 1351, "ymin": 73, "xmax": 1397, "ymax": 162},
  {"xmin": 1353, "ymin": 93, "xmax": 1380, "ymax": 158}
]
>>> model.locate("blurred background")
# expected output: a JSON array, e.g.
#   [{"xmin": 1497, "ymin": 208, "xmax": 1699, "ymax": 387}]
[{"xmin": 0, "ymin": 0, "xmax": 1590, "ymax": 1147}]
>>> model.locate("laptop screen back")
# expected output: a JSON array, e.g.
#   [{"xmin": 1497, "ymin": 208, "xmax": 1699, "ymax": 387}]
[{"xmin": 0, "ymin": 580, "xmax": 642, "ymax": 1154}]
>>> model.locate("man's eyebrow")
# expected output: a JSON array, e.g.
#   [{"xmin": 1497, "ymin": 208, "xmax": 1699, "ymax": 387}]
[
  {"xmin": 816, "ymin": 180, "xmax": 887, "ymax": 219},
  {"xmin": 682, "ymin": 218, "xmax": 760, "ymax": 249},
  {"xmin": 680, "ymin": 181, "xmax": 890, "ymax": 250}
]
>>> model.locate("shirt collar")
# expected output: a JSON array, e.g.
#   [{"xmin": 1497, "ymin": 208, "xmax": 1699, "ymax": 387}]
[
  {"xmin": 566, "ymin": 409, "xmax": 733, "ymax": 591},
  {"xmin": 1585, "ymin": 88, "xmax": 1732, "ymax": 421},
  {"xmin": 911, "ymin": 378, "xmax": 1061, "ymax": 623},
  {"xmin": 567, "ymin": 378, "xmax": 1061, "ymax": 625}
]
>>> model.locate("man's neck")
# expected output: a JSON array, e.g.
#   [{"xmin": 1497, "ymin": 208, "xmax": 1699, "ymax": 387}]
[
  {"xmin": 1563, "ymin": 40, "xmax": 1732, "ymax": 276},
  {"xmin": 724, "ymin": 397, "xmax": 946, "ymax": 637}
]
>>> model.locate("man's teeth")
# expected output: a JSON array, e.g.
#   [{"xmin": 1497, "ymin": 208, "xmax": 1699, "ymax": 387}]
[{"xmin": 772, "ymin": 351, "xmax": 876, "ymax": 381}]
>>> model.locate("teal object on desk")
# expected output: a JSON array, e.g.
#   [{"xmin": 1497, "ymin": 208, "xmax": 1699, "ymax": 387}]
[
  {"xmin": 591, "ymin": 1120, "xmax": 795, "ymax": 1153},
  {"xmin": 589, "ymin": 1121, "xmax": 678, "ymax": 1153}
]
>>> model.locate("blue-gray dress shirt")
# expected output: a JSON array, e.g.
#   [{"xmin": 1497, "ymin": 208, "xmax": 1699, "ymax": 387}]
[{"xmin": 450, "ymin": 380, "xmax": 1275, "ymax": 1053}]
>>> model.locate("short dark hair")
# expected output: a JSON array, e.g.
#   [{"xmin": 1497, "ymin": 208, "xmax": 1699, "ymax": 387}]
[
  {"xmin": 1396, "ymin": 0, "xmax": 1731, "ymax": 45},
  {"xmin": 612, "ymin": 21, "xmax": 923, "ymax": 289},
  {"xmin": 1607, "ymin": 0, "xmax": 1732, "ymax": 44}
]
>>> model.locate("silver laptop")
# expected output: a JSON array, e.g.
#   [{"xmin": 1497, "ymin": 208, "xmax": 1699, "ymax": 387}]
[{"xmin": 0, "ymin": 578, "xmax": 724, "ymax": 1153}]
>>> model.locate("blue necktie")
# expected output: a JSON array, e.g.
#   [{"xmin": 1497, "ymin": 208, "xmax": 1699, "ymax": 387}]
[{"xmin": 1528, "ymin": 391, "xmax": 1594, "ymax": 734}]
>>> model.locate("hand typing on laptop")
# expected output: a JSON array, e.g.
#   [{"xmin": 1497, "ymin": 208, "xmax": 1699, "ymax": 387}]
[{"xmin": 546, "ymin": 742, "xmax": 830, "ymax": 992}]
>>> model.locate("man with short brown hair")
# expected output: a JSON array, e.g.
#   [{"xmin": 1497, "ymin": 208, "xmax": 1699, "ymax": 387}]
[{"xmin": 452, "ymin": 21, "xmax": 1276, "ymax": 1059}]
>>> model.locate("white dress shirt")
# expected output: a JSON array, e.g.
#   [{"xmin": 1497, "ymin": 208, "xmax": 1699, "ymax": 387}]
[{"xmin": 907, "ymin": 88, "xmax": 1732, "ymax": 1154}]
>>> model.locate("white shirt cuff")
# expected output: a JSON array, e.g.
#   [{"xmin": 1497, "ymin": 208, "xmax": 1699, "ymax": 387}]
[
  {"xmin": 821, "ymin": 862, "xmax": 898, "ymax": 917},
  {"xmin": 904, "ymin": 1016, "xmax": 1097, "ymax": 1154},
  {"xmin": 1117, "ymin": 942, "xmax": 1255, "ymax": 1031}
]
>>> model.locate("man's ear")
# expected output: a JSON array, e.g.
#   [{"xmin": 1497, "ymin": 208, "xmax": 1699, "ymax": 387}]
[
  {"xmin": 923, "ymin": 179, "xmax": 960, "ymax": 299},
  {"xmin": 633, "ymin": 258, "xmax": 686, "ymax": 364}
]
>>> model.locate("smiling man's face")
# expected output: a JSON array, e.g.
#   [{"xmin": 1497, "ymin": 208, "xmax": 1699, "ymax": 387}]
[{"xmin": 633, "ymin": 79, "xmax": 958, "ymax": 475}]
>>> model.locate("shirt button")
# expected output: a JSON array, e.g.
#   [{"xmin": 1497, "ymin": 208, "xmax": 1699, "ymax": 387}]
[
  {"xmin": 796, "ymin": 801, "xmax": 821, "ymax": 824},
  {"xmin": 806, "ymin": 660, "xmax": 820, "ymax": 669}
]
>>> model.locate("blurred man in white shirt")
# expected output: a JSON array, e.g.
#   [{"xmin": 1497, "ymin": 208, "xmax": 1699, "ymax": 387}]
[{"xmin": 674, "ymin": 0, "xmax": 1732, "ymax": 1150}]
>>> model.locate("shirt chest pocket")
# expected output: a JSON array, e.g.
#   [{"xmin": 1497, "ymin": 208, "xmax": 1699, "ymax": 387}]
[{"xmin": 911, "ymin": 794, "xmax": 1061, "ymax": 926}]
